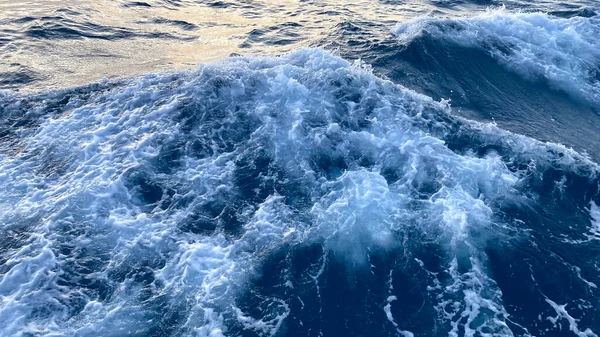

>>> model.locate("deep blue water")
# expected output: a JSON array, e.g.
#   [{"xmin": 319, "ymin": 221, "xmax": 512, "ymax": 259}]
[{"xmin": 1, "ymin": 1, "xmax": 600, "ymax": 337}]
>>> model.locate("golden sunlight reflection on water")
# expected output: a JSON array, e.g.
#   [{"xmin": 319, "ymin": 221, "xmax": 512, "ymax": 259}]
[{"xmin": 0, "ymin": 0, "xmax": 441, "ymax": 90}]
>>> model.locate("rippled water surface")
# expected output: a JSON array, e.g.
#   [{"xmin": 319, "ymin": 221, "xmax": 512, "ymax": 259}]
[
  {"xmin": 1, "ymin": 1, "xmax": 600, "ymax": 337},
  {"xmin": 0, "ymin": 0, "xmax": 595, "ymax": 90}
]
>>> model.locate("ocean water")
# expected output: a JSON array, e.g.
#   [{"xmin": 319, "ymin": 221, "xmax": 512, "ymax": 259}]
[{"xmin": 1, "ymin": 1, "xmax": 599, "ymax": 336}]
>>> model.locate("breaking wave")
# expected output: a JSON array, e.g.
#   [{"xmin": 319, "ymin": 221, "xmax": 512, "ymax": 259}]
[
  {"xmin": 393, "ymin": 9, "xmax": 600, "ymax": 106},
  {"xmin": 0, "ymin": 49, "xmax": 599, "ymax": 336}
]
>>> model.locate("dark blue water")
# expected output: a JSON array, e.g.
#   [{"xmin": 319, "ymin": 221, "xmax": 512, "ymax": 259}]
[{"xmin": 1, "ymin": 1, "xmax": 600, "ymax": 337}]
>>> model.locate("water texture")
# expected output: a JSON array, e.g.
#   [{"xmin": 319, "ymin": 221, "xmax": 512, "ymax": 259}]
[{"xmin": 1, "ymin": 1, "xmax": 599, "ymax": 336}]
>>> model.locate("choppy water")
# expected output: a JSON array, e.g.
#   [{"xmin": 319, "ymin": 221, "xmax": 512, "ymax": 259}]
[{"xmin": 1, "ymin": 1, "xmax": 600, "ymax": 336}]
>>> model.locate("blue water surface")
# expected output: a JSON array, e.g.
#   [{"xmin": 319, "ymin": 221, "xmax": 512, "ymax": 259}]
[{"xmin": 1, "ymin": 1, "xmax": 600, "ymax": 336}]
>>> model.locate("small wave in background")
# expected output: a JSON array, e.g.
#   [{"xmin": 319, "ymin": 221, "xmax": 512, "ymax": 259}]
[{"xmin": 1, "ymin": 1, "xmax": 599, "ymax": 337}]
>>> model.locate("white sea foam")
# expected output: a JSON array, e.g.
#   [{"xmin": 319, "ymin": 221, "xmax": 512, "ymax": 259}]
[
  {"xmin": 384, "ymin": 271, "xmax": 414, "ymax": 337},
  {"xmin": 0, "ymin": 48, "xmax": 596, "ymax": 336},
  {"xmin": 393, "ymin": 8, "xmax": 600, "ymax": 105},
  {"xmin": 545, "ymin": 298, "xmax": 598, "ymax": 337},
  {"xmin": 588, "ymin": 201, "xmax": 600, "ymax": 240}
]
